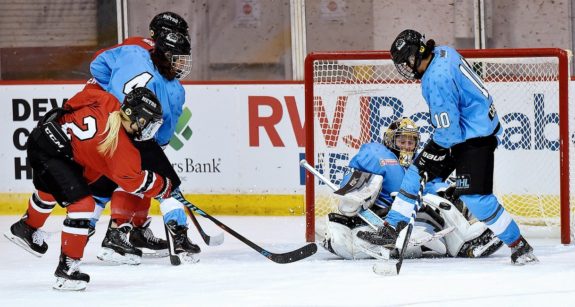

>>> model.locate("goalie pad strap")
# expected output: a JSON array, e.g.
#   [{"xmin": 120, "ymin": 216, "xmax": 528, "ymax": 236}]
[{"xmin": 399, "ymin": 189, "xmax": 418, "ymax": 201}]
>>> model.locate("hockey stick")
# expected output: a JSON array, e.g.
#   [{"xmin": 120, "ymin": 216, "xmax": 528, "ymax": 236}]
[
  {"xmin": 373, "ymin": 172, "xmax": 428, "ymax": 276},
  {"xmin": 172, "ymin": 192, "xmax": 317, "ymax": 264},
  {"xmin": 299, "ymin": 160, "xmax": 385, "ymax": 229},
  {"xmin": 184, "ymin": 206, "xmax": 224, "ymax": 246}
]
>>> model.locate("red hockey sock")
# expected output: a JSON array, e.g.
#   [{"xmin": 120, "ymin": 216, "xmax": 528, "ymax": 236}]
[
  {"xmin": 24, "ymin": 190, "xmax": 57, "ymax": 229},
  {"xmin": 61, "ymin": 196, "xmax": 95, "ymax": 259},
  {"xmin": 110, "ymin": 190, "xmax": 140, "ymax": 225},
  {"xmin": 131, "ymin": 197, "xmax": 152, "ymax": 227}
]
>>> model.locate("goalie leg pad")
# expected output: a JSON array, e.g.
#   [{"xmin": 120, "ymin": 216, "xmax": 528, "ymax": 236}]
[{"xmin": 323, "ymin": 218, "xmax": 355, "ymax": 259}]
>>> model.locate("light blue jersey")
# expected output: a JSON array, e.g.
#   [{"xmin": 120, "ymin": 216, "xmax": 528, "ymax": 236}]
[
  {"xmin": 90, "ymin": 45, "xmax": 185, "ymax": 146},
  {"xmin": 421, "ymin": 46, "xmax": 501, "ymax": 148},
  {"xmin": 386, "ymin": 46, "xmax": 521, "ymax": 245},
  {"xmin": 348, "ymin": 143, "xmax": 406, "ymax": 207},
  {"xmin": 347, "ymin": 143, "xmax": 447, "ymax": 209}
]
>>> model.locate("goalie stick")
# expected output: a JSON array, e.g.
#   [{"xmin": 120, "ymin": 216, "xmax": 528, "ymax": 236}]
[
  {"xmin": 184, "ymin": 206, "xmax": 224, "ymax": 246},
  {"xmin": 172, "ymin": 192, "xmax": 317, "ymax": 264}
]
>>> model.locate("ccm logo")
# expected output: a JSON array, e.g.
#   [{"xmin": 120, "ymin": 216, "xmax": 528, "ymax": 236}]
[
  {"xmin": 422, "ymin": 152, "xmax": 445, "ymax": 161},
  {"xmin": 45, "ymin": 127, "xmax": 65, "ymax": 148}
]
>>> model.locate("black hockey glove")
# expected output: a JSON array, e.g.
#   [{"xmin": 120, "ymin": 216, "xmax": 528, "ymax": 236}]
[{"xmin": 414, "ymin": 139, "xmax": 450, "ymax": 180}]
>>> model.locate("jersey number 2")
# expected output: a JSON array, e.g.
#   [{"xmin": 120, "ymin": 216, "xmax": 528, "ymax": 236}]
[{"xmin": 61, "ymin": 116, "xmax": 97, "ymax": 140}]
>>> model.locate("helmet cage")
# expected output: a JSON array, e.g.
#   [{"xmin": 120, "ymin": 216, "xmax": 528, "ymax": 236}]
[
  {"xmin": 121, "ymin": 88, "xmax": 163, "ymax": 141},
  {"xmin": 171, "ymin": 53, "xmax": 192, "ymax": 79},
  {"xmin": 384, "ymin": 118, "xmax": 420, "ymax": 167},
  {"xmin": 390, "ymin": 30, "xmax": 427, "ymax": 80}
]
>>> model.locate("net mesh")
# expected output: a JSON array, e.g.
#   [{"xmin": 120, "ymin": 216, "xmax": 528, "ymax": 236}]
[{"xmin": 307, "ymin": 51, "xmax": 574, "ymax": 242}]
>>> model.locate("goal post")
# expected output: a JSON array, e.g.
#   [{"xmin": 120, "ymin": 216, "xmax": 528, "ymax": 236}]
[{"xmin": 304, "ymin": 48, "xmax": 573, "ymax": 244}]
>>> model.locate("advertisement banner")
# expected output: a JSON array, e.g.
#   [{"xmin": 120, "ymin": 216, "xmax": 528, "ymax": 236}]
[{"xmin": 1, "ymin": 83, "xmax": 306, "ymax": 214}]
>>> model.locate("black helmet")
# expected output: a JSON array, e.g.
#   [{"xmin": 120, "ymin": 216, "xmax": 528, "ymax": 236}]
[
  {"xmin": 155, "ymin": 31, "xmax": 191, "ymax": 56},
  {"xmin": 390, "ymin": 29, "xmax": 431, "ymax": 80},
  {"xmin": 155, "ymin": 31, "xmax": 192, "ymax": 79},
  {"xmin": 149, "ymin": 12, "xmax": 189, "ymax": 40},
  {"xmin": 121, "ymin": 87, "xmax": 163, "ymax": 141}
]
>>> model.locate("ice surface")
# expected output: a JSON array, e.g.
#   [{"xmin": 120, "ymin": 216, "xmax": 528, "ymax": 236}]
[{"xmin": 1, "ymin": 215, "xmax": 574, "ymax": 306}]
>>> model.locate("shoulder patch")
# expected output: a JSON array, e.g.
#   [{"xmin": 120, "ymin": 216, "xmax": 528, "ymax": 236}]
[
  {"xmin": 379, "ymin": 159, "xmax": 399, "ymax": 166},
  {"xmin": 440, "ymin": 49, "xmax": 447, "ymax": 58}
]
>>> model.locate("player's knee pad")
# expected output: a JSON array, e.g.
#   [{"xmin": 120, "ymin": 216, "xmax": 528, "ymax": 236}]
[{"xmin": 63, "ymin": 196, "xmax": 95, "ymax": 237}]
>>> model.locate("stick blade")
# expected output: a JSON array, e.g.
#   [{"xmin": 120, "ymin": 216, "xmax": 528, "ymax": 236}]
[
  {"xmin": 206, "ymin": 232, "xmax": 224, "ymax": 246},
  {"xmin": 268, "ymin": 243, "xmax": 318, "ymax": 264},
  {"xmin": 372, "ymin": 260, "xmax": 399, "ymax": 276}
]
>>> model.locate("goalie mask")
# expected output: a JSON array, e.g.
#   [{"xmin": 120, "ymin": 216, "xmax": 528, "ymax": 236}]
[
  {"xmin": 384, "ymin": 118, "xmax": 420, "ymax": 167},
  {"xmin": 155, "ymin": 31, "xmax": 192, "ymax": 79},
  {"xmin": 390, "ymin": 29, "xmax": 431, "ymax": 80},
  {"xmin": 149, "ymin": 12, "xmax": 189, "ymax": 40},
  {"xmin": 122, "ymin": 87, "xmax": 163, "ymax": 141}
]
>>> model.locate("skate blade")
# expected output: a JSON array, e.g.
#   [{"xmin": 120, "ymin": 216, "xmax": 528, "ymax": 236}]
[
  {"xmin": 170, "ymin": 252, "xmax": 199, "ymax": 265},
  {"xmin": 512, "ymin": 253, "xmax": 540, "ymax": 266},
  {"xmin": 3, "ymin": 232, "xmax": 45, "ymax": 257},
  {"xmin": 97, "ymin": 247, "xmax": 141, "ymax": 265},
  {"xmin": 142, "ymin": 248, "xmax": 169, "ymax": 258},
  {"xmin": 53, "ymin": 277, "xmax": 87, "ymax": 291}
]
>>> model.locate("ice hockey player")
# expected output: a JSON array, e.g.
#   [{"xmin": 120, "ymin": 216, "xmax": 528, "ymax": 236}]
[
  {"xmin": 357, "ymin": 29, "xmax": 538, "ymax": 265},
  {"xmin": 4, "ymin": 87, "xmax": 196, "ymax": 290},
  {"xmin": 88, "ymin": 19, "xmax": 196, "ymax": 263},
  {"xmin": 322, "ymin": 118, "xmax": 503, "ymax": 259}
]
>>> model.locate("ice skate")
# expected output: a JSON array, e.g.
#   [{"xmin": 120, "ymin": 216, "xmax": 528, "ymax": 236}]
[
  {"xmin": 4, "ymin": 219, "xmax": 49, "ymax": 257},
  {"xmin": 97, "ymin": 221, "xmax": 142, "ymax": 265},
  {"xmin": 53, "ymin": 253, "xmax": 90, "ymax": 291},
  {"xmin": 356, "ymin": 222, "xmax": 403, "ymax": 247},
  {"xmin": 130, "ymin": 218, "xmax": 169, "ymax": 258},
  {"xmin": 510, "ymin": 236, "xmax": 539, "ymax": 265}
]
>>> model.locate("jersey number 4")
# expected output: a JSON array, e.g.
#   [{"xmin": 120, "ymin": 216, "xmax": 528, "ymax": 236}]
[{"xmin": 123, "ymin": 72, "xmax": 153, "ymax": 95}]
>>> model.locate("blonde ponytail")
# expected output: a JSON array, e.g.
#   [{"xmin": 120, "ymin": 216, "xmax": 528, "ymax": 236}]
[{"xmin": 98, "ymin": 110, "xmax": 130, "ymax": 157}]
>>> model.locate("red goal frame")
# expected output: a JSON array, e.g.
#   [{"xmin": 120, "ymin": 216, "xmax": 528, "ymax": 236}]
[{"xmin": 304, "ymin": 48, "xmax": 571, "ymax": 244}]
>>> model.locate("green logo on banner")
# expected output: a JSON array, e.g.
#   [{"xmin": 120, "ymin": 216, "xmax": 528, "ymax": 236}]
[{"xmin": 169, "ymin": 107, "xmax": 193, "ymax": 150}]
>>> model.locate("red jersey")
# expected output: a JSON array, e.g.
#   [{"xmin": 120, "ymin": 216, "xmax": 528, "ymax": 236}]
[{"xmin": 59, "ymin": 89, "xmax": 167, "ymax": 198}]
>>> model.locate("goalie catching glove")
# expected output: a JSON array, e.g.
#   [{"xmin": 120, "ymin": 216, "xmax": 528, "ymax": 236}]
[{"xmin": 334, "ymin": 170, "xmax": 383, "ymax": 217}]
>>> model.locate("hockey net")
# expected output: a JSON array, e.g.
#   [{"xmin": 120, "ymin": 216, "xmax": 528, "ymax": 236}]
[{"xmin": 304, "ymin": 49, "xmax": 574, "ymax": 244}]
